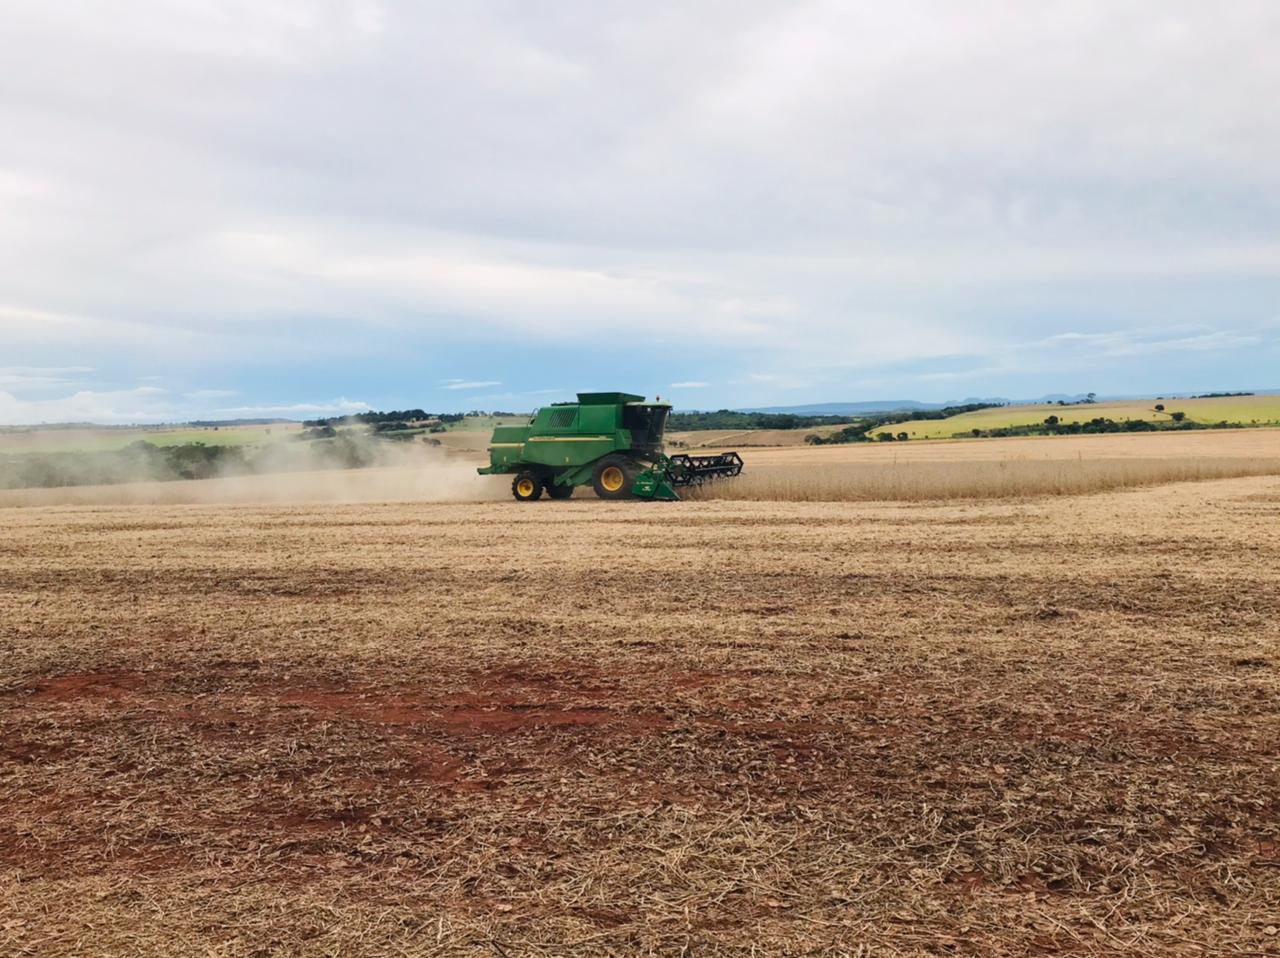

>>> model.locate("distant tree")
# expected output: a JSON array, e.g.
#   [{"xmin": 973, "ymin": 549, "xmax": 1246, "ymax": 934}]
[
  {"xmin": 971, "ymin": 428, "xmax": 982, "ymax": 437},
  {"xmin": 1086, "ymin": 392, "xmax": 1097, "ymax": 404},
  {"xmin": 1044, "ymin": 415, "xmax": 1060, "ymax": 426},
  {"xmin": 1170, "ymin": 411, "xmax": 1187, "ymax": 422},
  {"xmin": 1154, "ymin": 404, "xmax": 1165, "ymax": 412},
  {"xmin": 875, "ymin": 432, "xmax": 895, "ymax": 442},
  {"xmin": 896, "ymin": 432, "xmax": 909, "ymax": 441}
]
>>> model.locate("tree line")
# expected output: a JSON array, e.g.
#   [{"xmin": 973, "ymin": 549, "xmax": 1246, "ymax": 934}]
[
  {"xmin": 960, "ymin": 415, "xmax": 1239, "ymax": 439},
  {"xmin": 303, "ymin": 409, "xmax": 467, "ymax": 427},
  {"xmin": 804, "ymin": 403, "xmax": 1003, "ymax": 444}
]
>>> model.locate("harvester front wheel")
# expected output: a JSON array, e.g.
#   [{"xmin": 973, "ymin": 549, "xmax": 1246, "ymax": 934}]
[
  {"xmin": 545, "ymin": 482, "xmax": 574, "ymax": 500},
  {"xmin": 591, "ymin": 456, "xmax": 635, "ymax": 500},
  {"xmin": 512, "ymin": 472, "xmax": 544, "ymax": 502}
]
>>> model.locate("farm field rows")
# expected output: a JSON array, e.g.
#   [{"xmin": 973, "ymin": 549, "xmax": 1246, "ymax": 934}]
[
  {"xmin": 2, "ymin": 463, "xmax": 1278, "ymax": 955},
  {"xmin": 686, "ymin": 429, "xmax": 1280, "ymax": 501},
  {"xmin": 890, "ymin": 394, "xmax": 1280, "ymax": 439}
]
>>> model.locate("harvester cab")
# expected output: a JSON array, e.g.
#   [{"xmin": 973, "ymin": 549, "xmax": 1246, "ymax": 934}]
[{"xmin": 477, "ymin": 391, "xmax": 743, "ymax": 501}]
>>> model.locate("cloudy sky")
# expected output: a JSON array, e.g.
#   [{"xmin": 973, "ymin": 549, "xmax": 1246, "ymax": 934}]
[{"xmin": 3, "ymin": 1, "xmax": 1279, "ymax": 423}]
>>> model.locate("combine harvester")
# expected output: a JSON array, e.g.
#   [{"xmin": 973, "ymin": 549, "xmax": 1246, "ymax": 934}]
[{"xmin": 478, "ymin": 392, "xmax": 743, "ymax": 501}]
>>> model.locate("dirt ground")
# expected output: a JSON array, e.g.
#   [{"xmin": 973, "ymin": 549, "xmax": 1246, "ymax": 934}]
[{"xmin": 2, "ymin": 473, "xmax": 1278, "ymax": 955}]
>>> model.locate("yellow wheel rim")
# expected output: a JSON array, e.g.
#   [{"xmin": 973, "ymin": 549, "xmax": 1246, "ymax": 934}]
[
  {"xmin": 600, "ymin": 466, "xmax": 625, "ymax": 493},
  {"xmin": 517, "ymin": 478, "xmax": 535, "ymax": 497}
]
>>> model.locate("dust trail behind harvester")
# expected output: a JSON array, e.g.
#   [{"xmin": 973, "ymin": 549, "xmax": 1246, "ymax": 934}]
[{"xmin": 0, "ymin": 442, "xmax": 504, "ymax": 508}]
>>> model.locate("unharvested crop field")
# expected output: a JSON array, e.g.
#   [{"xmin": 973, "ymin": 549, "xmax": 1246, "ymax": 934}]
[
  {"xmin": 2, "ymin": 435, "xmax": 1278, "ymax": 956},
  {"xmin": 690, "ymin": 456, "xmax": 1280, "ymax": 502},
  {"xmin": 690, "ymin": 430, "xmax": 1280, "ymax": 502},
  {"xmin": 738, "ymin": 428, "xmax": 1280, "ymax": 463}
]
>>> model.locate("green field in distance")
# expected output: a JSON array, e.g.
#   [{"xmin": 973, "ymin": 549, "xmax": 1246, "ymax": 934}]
[
  {"xmin": 891, "ymin": 395, "xmax": 1280, "ymax": 440},
  {"xmin": 0, "ymin": 423, "xmax": 303, "ymax": 454}
]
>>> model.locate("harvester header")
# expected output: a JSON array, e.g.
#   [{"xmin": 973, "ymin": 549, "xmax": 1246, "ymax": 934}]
[{"xmin": 477, "ymin": 391, "xmax": 742, "ymax": 501}]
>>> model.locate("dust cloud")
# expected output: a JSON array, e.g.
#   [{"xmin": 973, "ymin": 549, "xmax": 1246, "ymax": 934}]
[{"xmin": 0, "ymin": 442, "xmax": 507, "ymax": 508}]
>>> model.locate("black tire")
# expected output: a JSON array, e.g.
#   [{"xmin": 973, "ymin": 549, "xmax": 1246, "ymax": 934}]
[
  {"xmin": 511, "ymin": 472, "xmax": 544, "ymax": 502},
  {"xmin": 591, "ymin": 455, "xmax": 636, "ymax": 500},
  {"xmin": 545, "ymin": 482, "xmax": 574, "ymax": 500}
]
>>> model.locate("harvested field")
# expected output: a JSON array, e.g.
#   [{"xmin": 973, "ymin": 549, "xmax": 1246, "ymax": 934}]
[{"xmin": 2, "ymin": 471, "xmax": 1278, "ymax": 955}]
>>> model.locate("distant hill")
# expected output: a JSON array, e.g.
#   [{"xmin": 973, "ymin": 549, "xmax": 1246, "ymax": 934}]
[
  {"xmin": 186, "ymin": 418, "xmax": 297, "ymax": 427},
  {"xmin": 737, "ymin": 390, "xmax": 1280, "ymax": 416},
  {"xmin": 739, "ymin": 399, "xmax": 1012, "ymax": 416}
]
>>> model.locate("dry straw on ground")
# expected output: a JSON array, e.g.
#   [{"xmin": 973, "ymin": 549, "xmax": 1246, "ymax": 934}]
[{"xmin": 2, "ymin": 470, "xmax": 1278, "ymax": 955}]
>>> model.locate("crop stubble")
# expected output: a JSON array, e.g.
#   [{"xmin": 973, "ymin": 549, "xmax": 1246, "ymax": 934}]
[{"xmin": 1, "ymin": 475, "xmax": 1278, "ymax": 955}]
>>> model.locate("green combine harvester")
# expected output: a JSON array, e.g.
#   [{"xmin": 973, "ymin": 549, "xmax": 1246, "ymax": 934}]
[{"xmin": 477, "ymin": 392, "xmax": 743, "ymax": 501}]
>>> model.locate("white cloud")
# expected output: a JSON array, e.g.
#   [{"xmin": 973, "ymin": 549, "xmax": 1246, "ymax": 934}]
[
  {"xmin": 0, "ymin": 387, "xmax": 370, "ymax": 426},
  {"xmin": 351, "ymin": 2, "xmax": 386, "ymax": 36},
  {"xmin": 185, "ymin": 388, "xmax": 238, "ymax": 399},
  {"xmin": 897, "ymin": 322, "xmax": 1279, "ymax": 387},
  {"xmin": 1, "ymin": 2, "xmax": 1278, "ymax": 405},
  {"xmin": 669, "ymin": 381, "xmax": 709, "ymax": 388},
  {"xmin": 0, "ymin": 365, "xmax": 94, "ymax": 376},
  {"xmin": 0, "ymin": 387, "xmax": 171, "ymax": 425},
  {"xmin": 1037, "ymin": 326, "xmax": 1267, "ymax": 358},
  {"xmin": 440, "ymin": 380, "xmax": 502, "ymax": 391},
  {"xmin": 214, "ymin": 398, "xmax": 371, "ymax": 417},
  {"xmin": 0, "ymin": 365, "xmax": 95, "ymax": 391}
]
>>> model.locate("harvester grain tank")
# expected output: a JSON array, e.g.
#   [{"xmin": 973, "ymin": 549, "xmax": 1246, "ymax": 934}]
[{"xmin": 477, "ymin": 392, "xmax": 743, "ymax": 501}]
